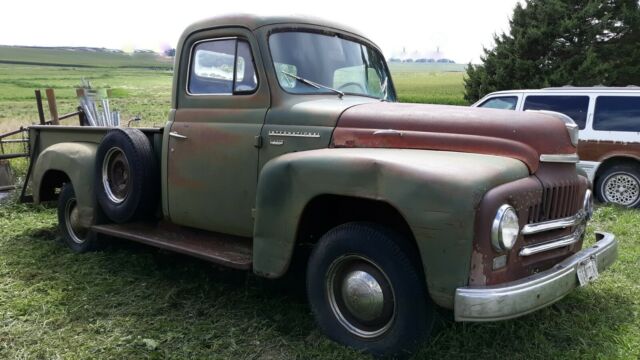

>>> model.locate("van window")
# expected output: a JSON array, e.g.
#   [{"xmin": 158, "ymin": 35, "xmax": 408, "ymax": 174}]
[
  {"xmin": 593, "ymin": 96, "xmax": 640, "ymax": 132},
  {"xmin": 523, "ymin": 96, "xmax": 589, "ymax": 129},
  {"xmin": 478, "ymin": 96, "xmax": 518, "ymax": 110}
]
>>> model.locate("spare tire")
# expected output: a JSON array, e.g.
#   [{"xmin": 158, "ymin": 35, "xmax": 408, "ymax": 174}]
[{"xmin": 95, "ymin": 128, "xmax": 157, "ymax": 223}]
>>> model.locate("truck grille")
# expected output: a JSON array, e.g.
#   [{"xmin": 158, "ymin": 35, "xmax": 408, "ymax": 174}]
[{"xmin": 527, "ymin": 181, "xmax": 582, "ymax": 223}]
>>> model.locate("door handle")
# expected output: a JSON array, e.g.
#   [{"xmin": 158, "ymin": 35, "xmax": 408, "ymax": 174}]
[{"xmin": 169, "ymin": 131, "xmax": 188, "ymax": 139}]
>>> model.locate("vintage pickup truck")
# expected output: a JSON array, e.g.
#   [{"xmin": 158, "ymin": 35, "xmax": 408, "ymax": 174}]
[{"xmin": 26, "ymin": 15, "xmax": 617, "ymax": 357}]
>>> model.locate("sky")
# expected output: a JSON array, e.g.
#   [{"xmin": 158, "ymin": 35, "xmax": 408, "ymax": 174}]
[{"xmin": 0, "ymin": 0, "xmax": 523, "ymax": 63}]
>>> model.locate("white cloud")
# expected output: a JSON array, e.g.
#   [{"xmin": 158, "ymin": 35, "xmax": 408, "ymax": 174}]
[{"xmin": 0, "ymin": 0, "xmax": 522, "ymax": 63}]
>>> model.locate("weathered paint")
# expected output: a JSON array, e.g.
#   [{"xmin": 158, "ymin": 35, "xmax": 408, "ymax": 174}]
[
  {"xmin": 259, "ymin": 97, "xmax": 377, "ymax": 170},
  {"xmin": 469, "ymin": 164, "xmax": 589, "ymax": 287},
  {"xmin": 32, "ymin": 142, "xmax": 98, "ymax": 228},
  {"xmin": 334, "ymin": 103, "xmax": 577, "ymax": 173},
  {"xmin": 29, "ymin": 126, "xmax": 163, "ymax": 228},
  {"xmin": 253, "ymin": 148, "xmax": 529, "ymax": 307},
  {"xmin": 27, "ymin": 16, "xmax": 593, "ymax": 312}
]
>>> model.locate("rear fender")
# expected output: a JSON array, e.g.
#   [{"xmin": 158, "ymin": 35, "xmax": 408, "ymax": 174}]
[{"xmin": 32, "ymin": 142, "xmax": 98, "ymax": 228}]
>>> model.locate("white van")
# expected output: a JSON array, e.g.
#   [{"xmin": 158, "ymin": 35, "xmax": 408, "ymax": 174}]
[{"xmin": 473, "ymin": 87, "xmax": 640, "ymax": 208}]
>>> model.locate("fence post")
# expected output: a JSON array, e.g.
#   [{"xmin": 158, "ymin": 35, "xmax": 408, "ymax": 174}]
[
  {"xmin": 35, "ymin": 90, "xmax": 46, "ymax": 125},
  {"xmin": 45, "ymin": 88, "xmax": 60, "ymax": 125}
]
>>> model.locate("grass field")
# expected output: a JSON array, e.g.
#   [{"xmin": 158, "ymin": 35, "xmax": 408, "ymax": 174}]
[{"xmin": 0, "ymin": 49, "xmax": 638, "ymax": 359}]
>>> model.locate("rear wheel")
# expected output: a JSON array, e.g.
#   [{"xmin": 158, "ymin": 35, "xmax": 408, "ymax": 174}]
[
  {"xmin": 596, "ymin": 164, "xmax": 640, "ymax": 208},
  {"xmin": 307, "ymin": 222, "xmax": 435, "ymax": 358},
  {"xmin": 58, "ymin": 184, "xmax": 100, "ymax": 252}
]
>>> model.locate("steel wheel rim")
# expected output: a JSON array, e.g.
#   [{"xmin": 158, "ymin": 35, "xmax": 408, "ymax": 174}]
[
  {"xmin": 603, "ymin": 172, "xmax": 640, "ymax": 206},
  {"xmin": 64, "ymin": 196, "xmax": 87, "ymax": 244},
  {"xmin": 102, "ymin": 147, "xmax": 130, "ymax": 204},
  {"xmin": 326, "ymin": 254, "xmax": 396, "ymax": 339}
]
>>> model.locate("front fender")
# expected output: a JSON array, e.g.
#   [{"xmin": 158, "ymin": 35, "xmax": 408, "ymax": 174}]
[
  {"xmin": 32, "ymin": 142, "xmax": 98, "ymax": 228},
  {"xmin": 253, "ymin": 148, "xmax": 529, "ymax": 307}
]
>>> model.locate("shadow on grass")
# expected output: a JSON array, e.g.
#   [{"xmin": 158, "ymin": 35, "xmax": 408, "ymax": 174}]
[{"xmin": 8, "ymin": 225, "xmax": 637, "ymax": 359}]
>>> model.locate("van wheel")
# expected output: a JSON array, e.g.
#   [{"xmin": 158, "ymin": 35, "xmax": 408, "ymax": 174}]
[
  {"xmin": 58, "ymin": 184, "xmax": 100, "ymax": 252},
  {"xmin": 96, "ymin": 128, "xmax": 157, "ymax": 223},
  {"xmin": 307, "ymin": 222, "xmax": 434, "ymax": 358},
  {"xmin": 596, "ymin": 164, "xmax": 640, "ymax": 208}
]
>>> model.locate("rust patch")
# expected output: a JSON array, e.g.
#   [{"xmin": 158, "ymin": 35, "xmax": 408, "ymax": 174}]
[
  {"xmin": 333, "ymin": 102, "xmax": 577, "ymax": 173},
  {"xmin": 333, "ymin": 127, "xmax": 540, "ymax": 173},
  {"xmin": 469, "ymin": 249, "xmax": 487, "ymax": 285},
  {"xmin": 470, "ymin": 164, "xmax": 589, "ymax": 286}
]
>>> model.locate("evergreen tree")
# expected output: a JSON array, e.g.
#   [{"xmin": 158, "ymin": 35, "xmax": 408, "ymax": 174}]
[{"xmin": 464, "ymin": 0, "xmax": 640, "ymax": 103}]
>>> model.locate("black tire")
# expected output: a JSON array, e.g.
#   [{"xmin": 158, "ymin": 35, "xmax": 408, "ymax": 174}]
[
  {"xmin": 95, "ymin": 128, "xmax": 158, "ymax": 223},
  {"xmin": 307, "ymin": 222, "xmax": 435, "ymax": 358},
  {"xmin": 595, "ymin": 163, "xmax": 640, "ymax": 208},
  {"xmin": 58, "ymin": 183, "xmax": 100, "ymax": 252}
]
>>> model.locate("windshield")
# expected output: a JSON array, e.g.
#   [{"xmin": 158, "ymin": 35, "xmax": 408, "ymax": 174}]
[{"xmin": 269, "ymin": 31, "xmax": 396, "ymax": 101}]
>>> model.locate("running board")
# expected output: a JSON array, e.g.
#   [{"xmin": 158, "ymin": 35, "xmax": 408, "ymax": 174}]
[{"xmin": 91, "ymin": 222, "xmax": 252, "ymax": 270}]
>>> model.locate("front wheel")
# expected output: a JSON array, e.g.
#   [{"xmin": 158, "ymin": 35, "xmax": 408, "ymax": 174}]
[
  {"xmin": 596, "ymin": 164, "xmax": 640, "ymax": 208},
  {"xmin": 307, "ymin": 223, "xmax": 435, "ymax": 358}
]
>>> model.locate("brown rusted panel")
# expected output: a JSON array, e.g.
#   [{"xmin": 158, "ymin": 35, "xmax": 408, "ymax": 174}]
[
  {"xmin": 333, "ymin": 102, "xmax": 576, "ymax": 173},
  {"xmin": 578, "ymin": 139, "xmax": 640, "ymax": 162},
  {"xmin": 92, "ymin": 222, "xmax": 252, "ymax": 270},
  {"xmin": 469, "ymin": 163, "xmax": 589, "ymax": 286},
  {"xmin": 333, "ymin": 127, "xmax": 540, "ymax": 172}
]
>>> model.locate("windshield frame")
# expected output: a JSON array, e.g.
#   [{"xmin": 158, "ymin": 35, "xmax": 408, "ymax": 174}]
[{"xmin": 266, "ymin": 28, "xmax": 397, "ymax": 101}]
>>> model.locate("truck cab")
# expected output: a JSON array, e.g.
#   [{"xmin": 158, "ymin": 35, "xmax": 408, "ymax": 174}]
[{"xmin": 27, "ymin": 15, "xmax": 617, "ymax": 358}]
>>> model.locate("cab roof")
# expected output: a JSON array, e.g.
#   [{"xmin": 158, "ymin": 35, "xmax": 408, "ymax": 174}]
[{"xmin": 180, "ymin": 14, "xmax": 372, "ymax": 44}]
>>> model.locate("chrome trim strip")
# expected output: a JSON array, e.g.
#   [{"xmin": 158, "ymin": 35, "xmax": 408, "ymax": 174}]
[
  {"xmin": 519, "ymin": 228, "xmax": 583, "ymax": 257},
  {"xmin": 521, "ymin": 211, "xmax": 584, "ymax": 235},
  {"xmin": 539, "ymin": 153, "xmax": 580, "ymax": 163},
  {"xmin": 373, "ymin": 129, "xmax": 403, "ymax": 136},
  {"xmin": 268, "ymin": 130, "xmax": 321, "ymax": 138},
  {"xmin": 454, "ymin": 232, "xmax": 617, "ymax": 322}
]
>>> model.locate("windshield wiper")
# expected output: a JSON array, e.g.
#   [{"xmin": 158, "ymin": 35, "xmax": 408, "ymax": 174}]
[{"xmin": 281, "ymin": 71, "xmax": 344, "ymax": 99}]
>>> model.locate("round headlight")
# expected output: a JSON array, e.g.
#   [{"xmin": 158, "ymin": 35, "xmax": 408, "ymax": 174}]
[
  {"xmin": 491, "ymin": 204, "xmax": 520, "ymax": 252},
  {"xmin": 583, "ymin": 189, "xmax": 594, "ymax": 221}
]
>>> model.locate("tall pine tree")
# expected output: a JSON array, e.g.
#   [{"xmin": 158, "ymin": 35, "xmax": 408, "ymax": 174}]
[{"xmin": 464, "ymin": 0, "xmax": 640, "ymax": 103}]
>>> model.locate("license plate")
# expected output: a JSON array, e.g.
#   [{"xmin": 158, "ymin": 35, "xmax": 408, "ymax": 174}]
[{"xmin": 577, "ymin": 256, "xmax": 599, "ymax": 286}]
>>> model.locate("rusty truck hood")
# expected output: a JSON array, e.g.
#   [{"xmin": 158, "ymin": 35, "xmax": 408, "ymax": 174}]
[{"xmin": 331, "ymin": 102, "xmax": 576, "ymax": 173}]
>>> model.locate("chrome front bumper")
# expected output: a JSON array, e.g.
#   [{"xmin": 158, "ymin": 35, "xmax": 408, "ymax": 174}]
[{"xmin": 454, "ymin": 232, "xmax": 617, "ymax": 322}]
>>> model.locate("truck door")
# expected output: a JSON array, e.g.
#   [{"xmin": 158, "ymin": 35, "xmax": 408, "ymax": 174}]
[{"xmin": 167, "ymin": 28, "xmax": 270, "ymax": 237}]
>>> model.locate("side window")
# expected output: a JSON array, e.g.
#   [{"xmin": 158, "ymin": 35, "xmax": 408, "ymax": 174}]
[
  {"xmin": 274, "ymin": 63, "xmax": 298, "ymax": 89},
  {"xmin": 593, "ymin": 96, "xmax": 640, "ymax": 132},
  {"xmin": 523, "ymin": 95, "xmax": 589, "ymax": 129},
  {"xmin": 188, "ymin": 38, "xmax": 258, "ymax": 95},
  {"xmin": 478, "ymin": 96, "xmax": 518, "ymax": 110}
]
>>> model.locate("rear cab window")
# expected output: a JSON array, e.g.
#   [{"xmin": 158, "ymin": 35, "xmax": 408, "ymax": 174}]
[
  {"xmin": 593, "ymin": 96, "xmax": 640, "ymax": 132},
  {"xmin": 523, "ymin": 95, "xmax": 589, "ymax": 129},
  {"xmin": 478, "ymin": 96, "xmax": 519, "ymax": 110}
]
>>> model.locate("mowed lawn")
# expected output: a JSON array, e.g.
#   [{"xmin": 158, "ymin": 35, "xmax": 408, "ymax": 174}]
[{"xmin": 0, "ymin": 58, "xmax": 638, "ymax": 359}]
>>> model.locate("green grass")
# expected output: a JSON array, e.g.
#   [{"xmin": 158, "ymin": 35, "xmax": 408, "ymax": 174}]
[
  {"xmin": 0, "ymin": 49, "xmax": 638, "ymax": 359},
  {"xmin": 0, "ymin": 46, "xmax": 173, "ymax": 69},
  {"xmin": 0, "ymin": 199, "xmax": 637, "ymax": 359}
]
